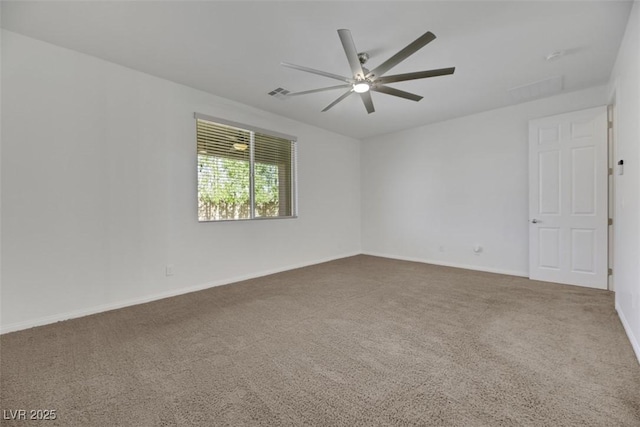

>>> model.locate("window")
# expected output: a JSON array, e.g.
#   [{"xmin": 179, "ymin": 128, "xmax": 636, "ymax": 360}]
[{"xmin": 196, "ymin": 114, "xmax": 297, "ymax": 222}]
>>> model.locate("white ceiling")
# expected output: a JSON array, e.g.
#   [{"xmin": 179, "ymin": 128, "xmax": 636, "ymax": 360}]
[{"xmin": 1, "ymin": 1, "xmax": 633, "ymax": 139}]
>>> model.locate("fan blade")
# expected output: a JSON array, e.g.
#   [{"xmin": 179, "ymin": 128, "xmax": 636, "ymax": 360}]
[
  {"xmin": 287, "ymin": 84, "xmax": 351, "ymax": 96},
  {"xmin": 367, "ymin": 31, "xmax": 436, "ymax": 79},
  {"xmin": 371, "ymin": 85, "xmax": 423, "ymax": 102},
  {"xmin": 360, "ymin": 91, "xmax": 375, "ymax": 114},
  {"xmin": 376, "ymin": 67, "xmax": 455, "ymax": 84},
  {"xmin": 281, "ymin": 62, "xmax": 352, "ymax": 83},
  {"xmin": 321, "ymin": 89, "xmax": 353, "ymax": 112},
  {"xmin": 338, "ymin": 29, "xmax": 365, "ymax": 79}
]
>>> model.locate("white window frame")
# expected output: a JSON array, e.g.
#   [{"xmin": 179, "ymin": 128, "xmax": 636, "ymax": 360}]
[{"xmin": 195, "ymin": 113, "xmax": 298, "ymax": 222}]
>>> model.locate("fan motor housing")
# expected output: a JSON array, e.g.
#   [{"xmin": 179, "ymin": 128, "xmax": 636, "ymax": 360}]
[{"xmin": 358, "ymin": 52, "xmax": 369, "ymax": 65}]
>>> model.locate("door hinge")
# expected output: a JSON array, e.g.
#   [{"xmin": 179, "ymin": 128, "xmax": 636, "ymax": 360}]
[
  {"xmin": 608, "ymin": 218, "xmax": 613, "ymax": 226},
  {"xmin": 608, "ymin": 121, "xmax": 613, "ymax": 129},
  {"xmin": 609, "ymin": 167, "xmax": 613, "ymax": 175},
  {"xmin": 608, "ymin": 268, "xmax": 613, "ymax": 276}
]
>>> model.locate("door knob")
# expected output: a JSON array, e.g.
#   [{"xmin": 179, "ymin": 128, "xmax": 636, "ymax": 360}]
[{"xmin": 531, "ymin": 219, "xmax": 541, "ymax": 224}]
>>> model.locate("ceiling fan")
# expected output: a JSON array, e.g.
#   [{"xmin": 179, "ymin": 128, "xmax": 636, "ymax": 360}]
[{"xmin": 270, "ymin": 29, "xmax": 455, "ymax": 114}]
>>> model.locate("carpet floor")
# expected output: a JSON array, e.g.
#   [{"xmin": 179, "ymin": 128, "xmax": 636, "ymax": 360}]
[{"xmin": 1, "ymin": 255, "xmax": 639, "ymax": 426}]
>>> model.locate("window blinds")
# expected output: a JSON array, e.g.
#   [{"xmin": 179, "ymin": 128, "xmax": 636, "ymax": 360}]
[{"xmin": 196, "ymin": 115, "xmax": 296, "ymax": 221}]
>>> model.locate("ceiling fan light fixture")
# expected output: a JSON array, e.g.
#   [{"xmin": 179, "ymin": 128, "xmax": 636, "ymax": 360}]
[
  {"xmin": 278, "ymin": 29, "xmax": 454, "ymax": 113},
  {"xmin": 353, "ymin": 82, "xmax": 370, "ymax": 93},
  {"xmin": 233, "ymin": 142, "xmax": 249, "ymax": 151}
]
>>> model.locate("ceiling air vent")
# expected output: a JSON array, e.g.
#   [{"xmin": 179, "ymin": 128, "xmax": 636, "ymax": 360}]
[{"xmin": 508, "ymin": 75, "xmax": 563, "ymax": 103}]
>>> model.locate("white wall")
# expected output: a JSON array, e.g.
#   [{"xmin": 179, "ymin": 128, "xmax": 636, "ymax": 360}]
[
  {"xmin": 608, "ymin": 2, "xmax": 640, "ymax": 363},
  {"xmin": 0, "ymin": 31, "xmax": 361, "ymax": 333},
  {"xmin": 361, "ymin": 86, "xmax": 607, "ymax": 276}
]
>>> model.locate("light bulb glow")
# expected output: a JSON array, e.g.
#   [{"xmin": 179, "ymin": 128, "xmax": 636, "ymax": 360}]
[{"xmin": 353, "ymin": 82, "xmax": 370, "ymax": 93}]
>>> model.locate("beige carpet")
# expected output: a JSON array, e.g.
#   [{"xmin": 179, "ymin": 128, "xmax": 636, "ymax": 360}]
[{"xmin": 1, "ymin": 255, "xmax": 639, "ymax": 426}]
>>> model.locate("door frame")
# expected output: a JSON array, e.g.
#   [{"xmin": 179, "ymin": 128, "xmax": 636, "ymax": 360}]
[{"xmin": 607, "ymin": 92, "xmax": 617, "ymax": 292}]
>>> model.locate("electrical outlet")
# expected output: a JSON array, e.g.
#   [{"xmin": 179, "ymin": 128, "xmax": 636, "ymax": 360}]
[{"xmin": 166, "ymin": 265, "xmax": 174, "ymax": 277}]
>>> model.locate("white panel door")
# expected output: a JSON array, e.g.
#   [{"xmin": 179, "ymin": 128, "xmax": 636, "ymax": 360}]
[{"xmin": 529, "ymin": 106, "xmax": 608, "ymax": 289}]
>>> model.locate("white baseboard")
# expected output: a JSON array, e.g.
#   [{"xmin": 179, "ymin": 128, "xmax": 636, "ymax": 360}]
[
  {"xmin": 0, "ymin": 251, "xmax": 361, "ymax": 335},
  {"xmin": 362, "ymin": 251, "xmax": 529, "ymax": 278},
  {"xmin": 615, "ymin": 300, "xmax": 640, "ymax": 365}
]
